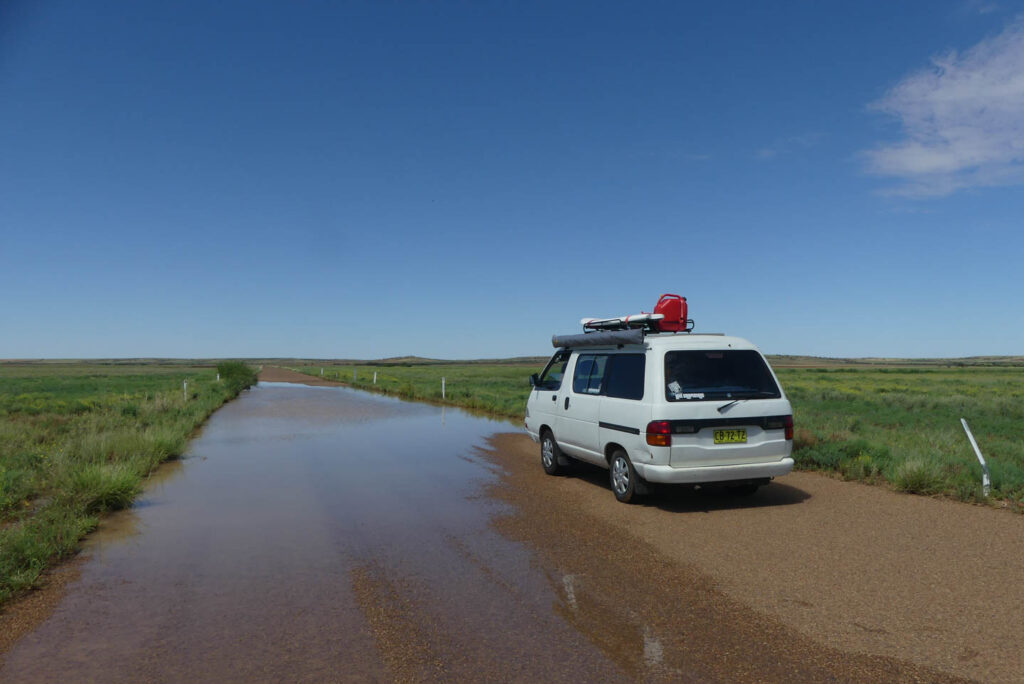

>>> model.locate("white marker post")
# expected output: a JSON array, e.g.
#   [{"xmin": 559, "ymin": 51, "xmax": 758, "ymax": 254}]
[
  {"xmin": 373, "ymin": 371, "xmax": 377, "ymax": 384},
  {"xmin": 216, "ymin": 373, "xmax": 220, "ymax": 382},
  {"xmin": 183, "ymin": 380, "xmax": 188, "ymax": 400},
  {"xmin": 442, "ymin": 377, "xmax": 446, "ymax": 400},
  {"xmin": 961, "ymin": 418, "xmax": 991, "ymax": 497},
  {"xmin": 320, "ymin": 368, "xmax": 324, "ymax": 376}
]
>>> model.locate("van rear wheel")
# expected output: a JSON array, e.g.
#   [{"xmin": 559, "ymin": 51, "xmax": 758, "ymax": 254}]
[
  {"xmin": 610, "ymin": 449, "xmax": 640, "ymax": 503},
  {"xmin": 541, "ymin": 431, "xmax": 563, "ymax": 476}
]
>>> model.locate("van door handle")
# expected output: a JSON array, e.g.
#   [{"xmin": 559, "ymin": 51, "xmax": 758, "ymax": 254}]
[
  {"xmin": 552, "ymin": 394, "xmax": 557, "ymax": 402},
  {"xmin": 564, "ymin": 397, "xmax": 570, "ymax": 410}
]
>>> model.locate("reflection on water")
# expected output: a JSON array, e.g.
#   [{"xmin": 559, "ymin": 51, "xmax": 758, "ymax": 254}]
[
  {"xmin": 644, "ymin": 626, "xmax": 666, "ymax": 670},
  {"xmin": 548, "ymin": 568, "xmax": 672, "ymax": 681},
  {"xmin": 86, "ymin": 459, "xmax": 184, "ymax": 549},
  {"xmin": 1, "ymin": 382, "xmax": 627, "ymax": 682}
]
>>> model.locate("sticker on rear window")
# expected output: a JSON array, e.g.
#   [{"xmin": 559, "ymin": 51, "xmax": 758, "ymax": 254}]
[{"xmin": 667, "ymin": 381, "xmax": 703, "ymax": 400}]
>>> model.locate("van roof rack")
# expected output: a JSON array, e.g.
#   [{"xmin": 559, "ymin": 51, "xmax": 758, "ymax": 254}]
[
  {"xmin": 580, "ymin": 294, "xmax": 694, "ymax": 334},
  {"xmin": 553, "ymin": 294, "xmax": 696, "ymax": 348},
  {"xmin": 552, "ymin": 329, "xmax": 645, "ymax": 349}
]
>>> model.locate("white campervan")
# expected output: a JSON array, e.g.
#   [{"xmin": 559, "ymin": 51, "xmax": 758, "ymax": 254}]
[{"xmin": 524, "ymin": 299, "xmax": 794, "ymax": 503}]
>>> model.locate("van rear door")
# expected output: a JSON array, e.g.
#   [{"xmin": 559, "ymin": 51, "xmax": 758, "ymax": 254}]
[{"xmin": 660, "ymin": 349, "xmax": 791, "ymax": 468}]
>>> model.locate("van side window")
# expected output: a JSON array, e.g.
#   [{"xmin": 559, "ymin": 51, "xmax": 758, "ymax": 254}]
[
  {"xmin": 536, "ymin": 351, "xmax": 570, "ymax": 390},
  {"xmin": 604, "ymin": 354, "xmax": 645, "ymax": 400},
  {"xmin": 572, "ymin": 354, "xmax": 607, "ymax": 394}
]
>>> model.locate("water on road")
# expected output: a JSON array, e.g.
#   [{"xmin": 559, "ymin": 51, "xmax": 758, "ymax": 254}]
[
  {"xmin": 1, "ymin": 382, "xmax": 623, "ymax": 682},
  {"xmin": 3, "ymin": 377, "xmax": 998, "ymax": 683}
]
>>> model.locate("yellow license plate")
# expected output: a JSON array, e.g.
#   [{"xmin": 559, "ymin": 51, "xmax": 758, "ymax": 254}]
[{"xmin": 713, "ymin": 429, "xmax": 747, "ymax": 444}]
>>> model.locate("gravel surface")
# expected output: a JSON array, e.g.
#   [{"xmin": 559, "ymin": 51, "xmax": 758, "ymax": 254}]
[{"xmin": 482, "ymin": 433, "xmax": 1022, "ymax": 682}]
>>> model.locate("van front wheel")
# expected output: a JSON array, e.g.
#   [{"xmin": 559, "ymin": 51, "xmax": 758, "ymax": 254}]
[
  {"xmin": 610, "ymin": 450, "xmax": 640, "ymax": 503},
  {"xmin": 541, "ymin": 431, "xmax": 563, "ymax": 476}
]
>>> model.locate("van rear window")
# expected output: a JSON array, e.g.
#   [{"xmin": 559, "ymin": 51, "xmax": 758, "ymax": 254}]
[{"xmin": 664, "ymin": 350, "xmax": 780, "ymax": 402}]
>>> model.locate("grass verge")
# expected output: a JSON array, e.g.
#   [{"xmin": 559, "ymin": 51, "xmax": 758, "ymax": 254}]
[
  {"xmin": 292, "ymin": 362, "xmax": 1024, "ymax": 508},
  {"xmin": 0, "ymin": 360, "xmax": 257, "ymax": 605}
]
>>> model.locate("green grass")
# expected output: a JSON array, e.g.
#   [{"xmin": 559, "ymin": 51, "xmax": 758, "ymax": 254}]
[
  {"xmin": 293, "ymin": 363, "xmax": 540, "ymax": 417},
  {"xmin": 0, "ymin": 361, "xmax": 257, "ymax": 604},
  {"xmin": 780, "ymin": 367, "xmax": 1024, "ymax": 505},
  {"xmin": 292, "ymin": 362, "xmax": 1024, "ymax": 508}
]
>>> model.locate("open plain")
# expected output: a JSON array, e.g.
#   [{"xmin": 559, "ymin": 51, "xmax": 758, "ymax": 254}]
[{"xmin": 0, "ymin": 368, "xmax": 1019, "ymax": 681}]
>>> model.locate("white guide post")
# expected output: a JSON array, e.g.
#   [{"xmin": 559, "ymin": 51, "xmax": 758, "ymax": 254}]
[
  {"xmin": 442, "ymin": 377, "xmax": 446, "ymax": 399},
  {"xmin": 183, "ymin": 380, "xmax": 188, "ymax": 400},
  {"xmin": 216, "ymin": 373, "xmax": 220, "ymax": 382},
  {"xmin": 373, "ymin": 372, "xmax": 377, "ymax": 384},
  {"xmin": 320, "ymin": 368, "xmax": 323, "ymax": 376},
  {"xmin": 961, "ymin": 418, "xmax": 991, "ymax": 497}
]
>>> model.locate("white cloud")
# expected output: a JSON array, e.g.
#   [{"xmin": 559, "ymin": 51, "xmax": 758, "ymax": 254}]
[
  {"xmin": 963, "ymin": 0, "xmax": 1000, "ymax": 15},
  {"xmin": 864, "ymin": 18, "xmax": 1024, "ymax": 197}
]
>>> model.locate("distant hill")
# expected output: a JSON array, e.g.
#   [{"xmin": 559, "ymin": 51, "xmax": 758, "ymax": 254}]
[
  {"xmin": 3, "ymin": 355, "xmax": 1021, "ymax": 368},
  {"xmin": 766, "ymin": 355, "xmax": 1024, "ymax": 368}
]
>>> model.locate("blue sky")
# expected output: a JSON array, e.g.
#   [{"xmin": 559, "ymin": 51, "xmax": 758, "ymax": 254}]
[{"xmin": 2, "ymin": 1, "xmax": 1023, "ymax": 359}]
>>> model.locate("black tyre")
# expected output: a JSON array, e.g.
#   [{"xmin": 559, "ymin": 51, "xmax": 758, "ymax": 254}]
[
  {"xmin": 541, "ymin": 430, "xmax": 563, "ymax": 476},
  {"xmin": 609, "ymin": 449, "xmax": 641, "ymax": 503}
]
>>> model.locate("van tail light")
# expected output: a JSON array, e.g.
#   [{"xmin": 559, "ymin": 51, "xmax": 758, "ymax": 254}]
[
  {"xmin": 765, "ymin": 416, "xmax": 791, "ymax": 435},
  {"xmin": 646, "ymin": 421, "xmax": 671, "ymax": 447}
]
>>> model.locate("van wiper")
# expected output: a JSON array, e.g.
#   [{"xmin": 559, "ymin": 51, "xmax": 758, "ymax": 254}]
[
  {"xmin": 717, "ymin": 391, "xmax": 776, "ymax": 413},
  {"xmin": 717, "ymin": 399, "xmax": 744, "ymax": 413}
]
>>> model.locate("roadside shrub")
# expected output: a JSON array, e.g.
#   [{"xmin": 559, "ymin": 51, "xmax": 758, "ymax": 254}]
[
  {"xmin": 0, "ymin": 465, "xmax": 29, "ymax": 514},
  {"xmin": 840, "ymin": 453, "xmax": 881, "ymax": 481},
  {"xmin": 890, "ymin": 458, "xmax": 943, "ymax": 494},
  {"xmin": 66, "ymin": 463, "xmax": 140, "ymax": 513},
  {"xmin": 954, "ymin": 478, "xmax": 984, "ymax": 503},
  {"xmin": 792, "ymin": 427, "xmax": 818, "ymax": 450},
  {"xmin": 216, "ymin": 361, "xmax": 258, "ymax": 395},
  {"xmin": 795, "ymin": 438, "xmax": 870, "ymax": 470},
  {"xmin": 0, "ymin": 508, "xmax": 97, "ymax": 602},
  {"xmin": 146, "ymin": 427, "xmax": 186, "ymax": 462}
]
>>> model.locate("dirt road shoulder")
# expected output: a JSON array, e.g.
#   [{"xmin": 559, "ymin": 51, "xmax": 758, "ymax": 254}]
[{"xmin": 483, "ymin": 432, "xmax": 1023, "ymax": 682}]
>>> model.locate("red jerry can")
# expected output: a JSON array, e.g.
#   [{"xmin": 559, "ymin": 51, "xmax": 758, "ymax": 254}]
[{"xmin": 653, "ymin": 294, "xmax": 688, "ymax": 332}]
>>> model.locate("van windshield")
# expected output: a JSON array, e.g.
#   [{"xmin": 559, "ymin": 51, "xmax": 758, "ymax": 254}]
[{"xmin": 664, "ymin": 350, "xmax": 780, "ymax": 401}]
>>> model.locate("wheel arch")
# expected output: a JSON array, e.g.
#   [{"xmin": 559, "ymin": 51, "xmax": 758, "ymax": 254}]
[{"xmin": 604, "ymin": 441, "xmax": 626, "ymax": 465}]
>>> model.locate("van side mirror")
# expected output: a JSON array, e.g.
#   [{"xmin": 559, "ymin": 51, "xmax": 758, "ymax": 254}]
[{"xmin": 529, "ymin": 373, "xmax": 539, "ymax": 387}]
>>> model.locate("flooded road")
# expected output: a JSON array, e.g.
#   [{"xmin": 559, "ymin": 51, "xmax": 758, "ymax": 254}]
[
  {"xmin": 2, "ymin": 372, "xmax": 1011, "ymax": 682},
  {"xmin": 1, "ymin": 382, "xmax": 622, "ymax": 681}
]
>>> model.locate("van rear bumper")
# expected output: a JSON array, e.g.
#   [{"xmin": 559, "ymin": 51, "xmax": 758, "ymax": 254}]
[{"xmin": 634, "ymin": 458, "xmax": 794, "ymax": 484}]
